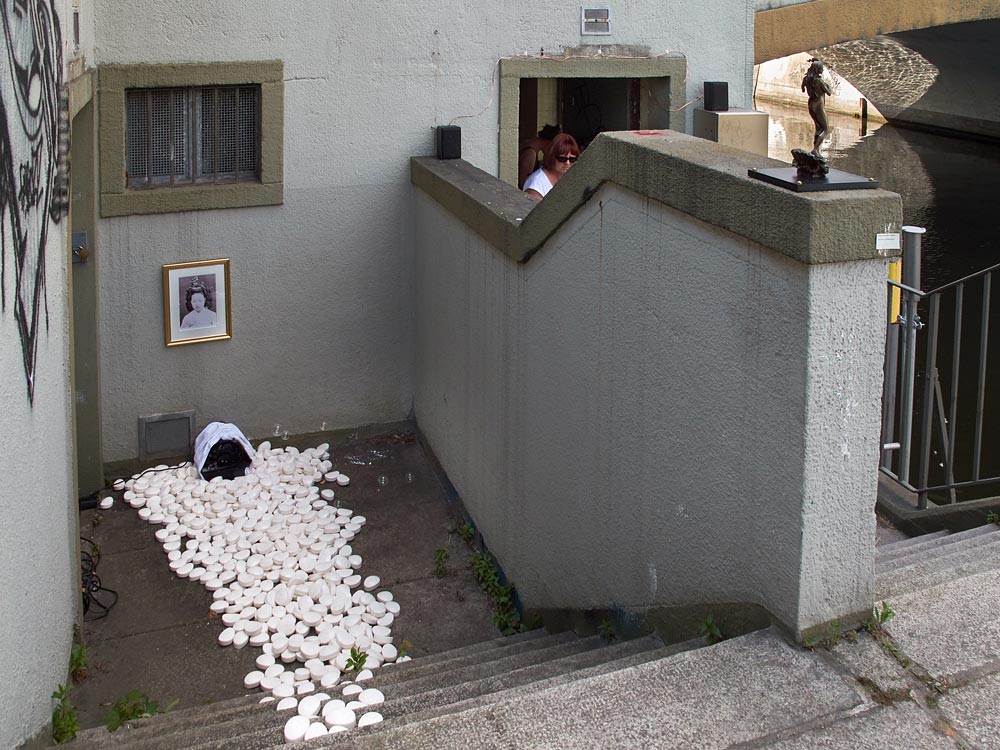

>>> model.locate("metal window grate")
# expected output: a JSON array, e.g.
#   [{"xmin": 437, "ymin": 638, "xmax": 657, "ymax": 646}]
[
  {"xmin": 126, "ymin": 84, "xmax": 260, "ymax": 188},
  {"xmin": 581, "ymin": 7, "xmax": 612, "ymax": 35}
]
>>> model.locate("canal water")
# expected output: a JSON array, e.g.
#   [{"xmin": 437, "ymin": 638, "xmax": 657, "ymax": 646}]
[{"xmin": 759, "ymin": 101, "xmax": 999, "ymax": 498}]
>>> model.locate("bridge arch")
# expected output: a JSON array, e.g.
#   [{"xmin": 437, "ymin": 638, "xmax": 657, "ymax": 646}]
[{"xmin": 755, "ymin": 0, "xmax": 1000, "ymax": 64}]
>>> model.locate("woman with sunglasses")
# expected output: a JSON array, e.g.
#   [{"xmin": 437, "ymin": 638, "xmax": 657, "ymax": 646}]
[{"xmin": 522, "ymin": 133, "xmax": 580, "ymax": 200}]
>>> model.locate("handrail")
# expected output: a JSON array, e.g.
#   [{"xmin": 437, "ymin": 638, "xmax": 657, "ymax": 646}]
[
  {"xmin": 926, "ymin": 261, "xmax": 1000, "ymax": 296},
  {"xmin": 881, "ymin": 239, "xmax": 998, "ymax": 510}
]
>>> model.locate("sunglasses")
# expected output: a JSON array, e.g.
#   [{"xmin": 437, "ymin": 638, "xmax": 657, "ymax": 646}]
[{"xmin": 555, "ymin": 155, "xmax": 578, "ymax": 164}]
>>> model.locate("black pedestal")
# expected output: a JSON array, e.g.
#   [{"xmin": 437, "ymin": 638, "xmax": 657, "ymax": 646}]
[{"xmin": 748, "ymin": 167, "xmax": 878, "ymax": 192}]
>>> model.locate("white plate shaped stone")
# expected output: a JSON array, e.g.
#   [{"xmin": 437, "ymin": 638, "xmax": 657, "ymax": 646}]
[
  {"xmin": 355, "ymin": 669, "xmax": 374, "ymax": 682},
  {"xmin": 358, "ymin": 688, "xmax": 384, "ymax": 707},
  {"xmin": 304, "ymin": 722, "xmax": 328, "ymax": 741},
  {"xmin": 283, "ymin": 714, "xmax": 311, "ymax": 743},
  {"xmin": 324, "ymin": 705, "xmax": 356, "ymax": 730},
  {"xmin": 99, "ymin": 496, "xmax": 114, "ymax": 510},
  {"xmin": 357, "ymin": 711, "xmax": 383, "ymax": 728},
  {"xmin": 336, "ymin": 474, "xmax": 350, "ymax": 486},
  {"xmin": 341, "ymin": 683, "xmax": 362, "ymax": 698},
  {"xmin": 297, "ymin": 694, "xmax": 324, "ymax": 718}
]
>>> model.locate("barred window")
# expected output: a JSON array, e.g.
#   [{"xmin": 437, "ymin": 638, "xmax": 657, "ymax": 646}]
[{"xmin": 125, "ymin": 85, "xmax": 260, "ymax": 188}]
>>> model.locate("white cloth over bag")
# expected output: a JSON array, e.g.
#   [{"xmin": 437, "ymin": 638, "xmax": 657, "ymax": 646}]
[{"xmin": 193, "ymin": 422, "xmax": 255, "ymax": 478}]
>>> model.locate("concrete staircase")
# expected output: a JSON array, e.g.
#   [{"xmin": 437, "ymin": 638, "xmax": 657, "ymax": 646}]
[
  {"xmin": 64, "ymin": 628, "xmax": 705, "ymax": 750},
  {"xmin": 875, "ymin": 522, "xmax": 1000, "ymax": 599}
]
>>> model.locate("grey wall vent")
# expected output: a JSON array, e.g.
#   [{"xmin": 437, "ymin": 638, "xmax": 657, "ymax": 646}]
[
  {"xmin": 581, "ymin": 7, "xmax": 611, "ymax": 35},
  {"xmin": 139, "ymin": 410, "xmax": 195, "ymax": 461}
]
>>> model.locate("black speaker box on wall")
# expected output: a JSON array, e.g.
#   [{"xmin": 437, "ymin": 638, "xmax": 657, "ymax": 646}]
[
  {"xmin": 703, "ymin": 82, "xmax": 729, "ymax": 112},
  {"xmin": 436, "ymin": 126, "xmax": 462, "ymax": 159}
]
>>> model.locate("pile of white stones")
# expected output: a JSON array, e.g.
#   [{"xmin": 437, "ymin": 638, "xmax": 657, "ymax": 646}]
[{"xmin": 113, "ymin": 440, "xmax": 410, "ymax": 742}]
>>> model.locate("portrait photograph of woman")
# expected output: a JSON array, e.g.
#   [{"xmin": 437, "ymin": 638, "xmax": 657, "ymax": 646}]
[{"xmin": 162, "ymin": 259, "xmax": 232, "ymax": 346}]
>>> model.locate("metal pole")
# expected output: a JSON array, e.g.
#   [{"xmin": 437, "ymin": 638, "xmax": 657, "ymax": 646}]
[
  {"xmin": 917, "ymin": 295, "xmax": 940, "ymax": 506},
  {"xmin": 897, "ymin": 226, "xmax": 925, "ymax": 502},
  {"xmin": 881, "ymin": 306, "xmax": 900, "ymax": 469},
  {"xmin": 973, "ymin": 272, "xmax": 991, "ymax": 480}
]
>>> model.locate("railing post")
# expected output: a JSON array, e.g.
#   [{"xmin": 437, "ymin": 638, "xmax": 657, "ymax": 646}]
[{"xmin": 897, "ymin": 226, "xmax": 925, "ymax": 505}]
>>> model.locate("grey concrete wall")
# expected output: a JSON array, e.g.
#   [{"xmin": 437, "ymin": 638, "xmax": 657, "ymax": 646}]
[
  {"xmin": 0, "ymin": 1, "xmax": 78, "ymax": 744},
  {"xmin": 413, "ymin": 132, "xmax": 900, "ymax": 637},
  {"xmin": 92, "ymin": 0, "xmax": 756, "ymax": 460}
]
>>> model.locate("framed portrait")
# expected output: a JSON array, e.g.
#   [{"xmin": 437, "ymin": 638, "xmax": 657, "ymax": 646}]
[{"xmin": 162, "ymin": 259, "xmax": 232, "ymax": 346}]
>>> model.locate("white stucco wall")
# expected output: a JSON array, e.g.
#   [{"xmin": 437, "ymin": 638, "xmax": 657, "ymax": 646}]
[
  {"xmin": 0, "ymin": 1, "xmax": 78, "ymax": 744},
  {"xmin": 413, "ymin": 182, "xmax": 885, "ymax": 636},
  {"xmin": 92, "ymin": 0, "xmax": 756, "ymax": 461}
]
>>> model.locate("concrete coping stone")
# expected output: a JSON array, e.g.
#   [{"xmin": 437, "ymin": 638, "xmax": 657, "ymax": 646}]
[{"xmin": 411, "ymin": 129, "xmax": 902, "ymax": 266}]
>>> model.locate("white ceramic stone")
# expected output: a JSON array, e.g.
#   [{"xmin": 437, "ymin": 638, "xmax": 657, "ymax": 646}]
[
  {"xmin": 304, "ymin": 722, "xmax": 328, "ymax": 740},
  {"xmin": 100, "ymin": 496, "xmax": 114, "ymax": 509},
  {"xmin": 244, "ymin": 671, "xmax": 263, "ymax": 689},
  {"xmin": 324, "ymin": 705, "xmax": 356, "ymax": 729},
  {"xmin": 355, "ymin": 669, "xmax": 373, "ymax": 682},
  {"xmin": 322, "ymin": 699, "xmax": 347, "ymax": 717},
  {"xmin": 273, "ymin": 683, "xmax": 295, "ymax": 700},
  {"xmin": 336, "ymin": 474, "xmax": 350, "ymax": 486},
  {"xmin": 256, "ymin": 653, "xmax": 275, "ymax": 669},
  {"xmin": 297, "ymin": 694, "xmax": 323, "ymax": 718},
  {"xmin": 357, "ymin": 711, "xmax": 383, "ymax": 728},
  {"xmin": 341, "ymin": 683, "xmax": 362, "ymax": 698},
  {"xmin": 218, "ymin": 627, "xmax": 235, "ymax": 646},
  {"xmin": 358, "ymin": 688, "xmax": 384, "ymax": 706},
  {"xmin": 321, "ymin": 488, "xmax": 335, "ymax": 501},
  {"xmin": 283, "ymin": 714, "xmax": 310, "ymax": 743},
  {"xmin": 320, "ymin": 670, "xmax": 341, "ymax": 689}
]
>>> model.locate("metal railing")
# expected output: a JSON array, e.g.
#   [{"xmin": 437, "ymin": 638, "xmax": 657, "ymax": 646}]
[{"xmin": 880, "ymin": 226, "xmax": 1000, "ymax": 510}]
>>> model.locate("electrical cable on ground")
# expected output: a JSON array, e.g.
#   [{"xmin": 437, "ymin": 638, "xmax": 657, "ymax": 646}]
[{"xmin": 80, "ymin": 537, "xmax": 118, "ymax": 621}]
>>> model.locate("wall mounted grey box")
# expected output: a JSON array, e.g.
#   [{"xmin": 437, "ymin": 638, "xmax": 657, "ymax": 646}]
[
  {"xmin": 704, "ymin": 81, "xmax": 729, "ymax": 112},
  {"xmin": 436, "ymin": 126, "xmax": 461, "ymax": 159}
]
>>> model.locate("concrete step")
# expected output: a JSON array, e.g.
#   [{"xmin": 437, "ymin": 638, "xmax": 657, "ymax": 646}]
[
  {"xmin": 876, "ymin": 536, "xmax": 1000, "ymax": 599},
  {"xmin": 875, "ymin": 529, "xmax": 948, "ymax": 555},
  {"xmin": 303, "ymin": 628, "xmax": 859, "ymax": 750},
  {"xmin": 365, "ymin": 630, "xmax": 581, "ymax": 688},
  {"xmin": 147, "ymin": 633, "xmax": 599, "ymax": 750},
  {"xmin": 65, "ymin": 630, "xmax": 551, "ymax": 749},
  {"xmin": 73, "ymin": 631, "xmax": 585, "ymax": 750},
  {"xmin": 876, "ymin": 526, "xmax": 1000, "ymax": 578},
  {"xmin": 272, "ymin": 637, "xmax": 707, "ymax": 750},
  {"xmin": 876, "ymin": 524, "xmax": 998, "ymax": 569}
]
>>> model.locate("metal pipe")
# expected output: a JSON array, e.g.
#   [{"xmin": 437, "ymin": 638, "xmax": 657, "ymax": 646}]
[
  {"xmin": 973, "ymin": 272, "xmax": 991, "ymax": 480},
  {"xmin": 897, "ymin": 226, "xmax": 925, "ymax": 496},
  {"xmin": 946, "ymin": 284, "xmax": 963, "ymax": 502},
  {"xmin": 917, "ymin": 294, "xmax": 940, "ymax": 505}
]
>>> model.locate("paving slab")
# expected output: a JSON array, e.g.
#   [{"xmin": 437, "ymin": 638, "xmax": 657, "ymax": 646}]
[
  {"xmin": 759, "ymin": 701, "xmax": 953, "ymax": 749},
  {"xmin": 829, "ymin": 632, "xmax": 912, "ymax": 702},
  {"xmin": 937, "ymin": 672, "xmax": 1000, "ymax": 749},
  {"xmin": 886, "ymin": 570, "xmax": 1000, "ymax": 681},
  {"xmin": 352, "ymin": 628, "xmax": 864, "ymax": 750}
]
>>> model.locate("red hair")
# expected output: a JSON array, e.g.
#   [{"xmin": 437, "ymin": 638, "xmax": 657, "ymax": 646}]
[{"xmin": 542, "ymin": 133, "xmax": 580, "ymax": 171}]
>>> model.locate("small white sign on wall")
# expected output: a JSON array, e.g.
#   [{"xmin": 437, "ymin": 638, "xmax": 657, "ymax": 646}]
[{"xmin": 876, "ymin": 232, "xmax": 901, "ymax": 256}]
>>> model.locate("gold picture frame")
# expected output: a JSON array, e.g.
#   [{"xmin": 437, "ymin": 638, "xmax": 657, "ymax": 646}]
[{"xmin": 162, "ymin": 259, "xmax": 232, "ymax": 346}]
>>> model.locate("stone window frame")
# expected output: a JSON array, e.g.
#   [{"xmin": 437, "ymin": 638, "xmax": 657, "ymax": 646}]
[
  {"xmin": 99, "ymin": 60, "xmax": 283, "ymax": 217},
  {"xmin": 498, "ymin": 55, "xmax": 687, "ymax": 187}
]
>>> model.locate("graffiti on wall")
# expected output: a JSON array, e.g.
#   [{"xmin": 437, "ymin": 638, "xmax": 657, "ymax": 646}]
[{"xmin": 1, "ymin": 0, "xmax": 66, "ymax": 404}]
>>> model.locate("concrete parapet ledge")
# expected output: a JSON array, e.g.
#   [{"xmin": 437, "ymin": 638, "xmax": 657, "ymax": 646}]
[{"xmin": 411, "ymin": 130, "xmax": 902, "ymax": 266}]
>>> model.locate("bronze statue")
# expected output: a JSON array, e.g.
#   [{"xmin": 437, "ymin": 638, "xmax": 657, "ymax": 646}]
[{"xmin": 792, "ymin": 58, "xmax": 833, "ymax": 178}]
